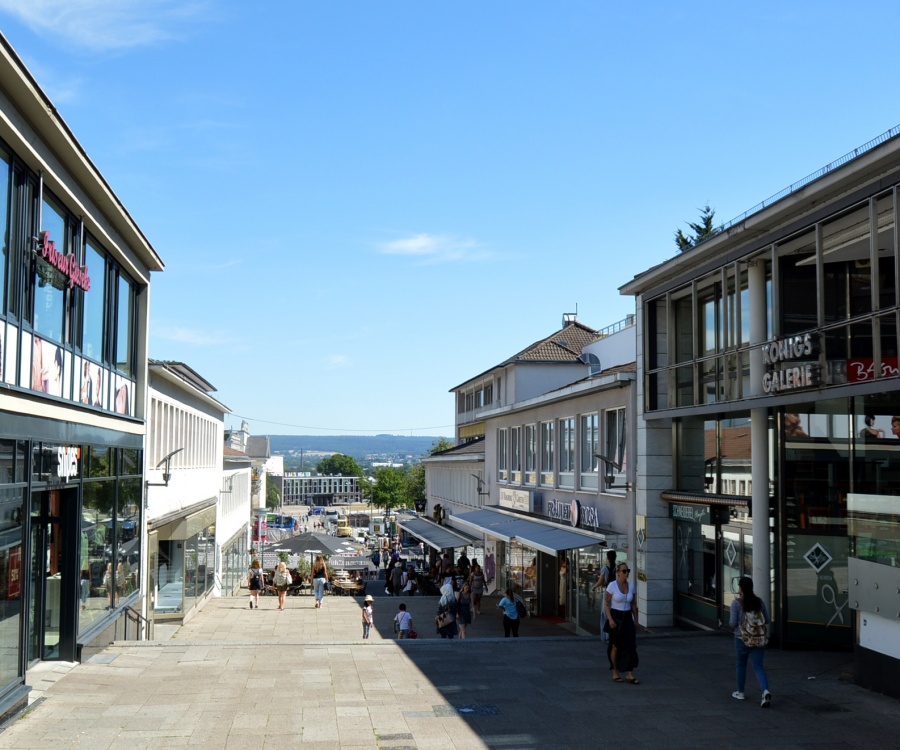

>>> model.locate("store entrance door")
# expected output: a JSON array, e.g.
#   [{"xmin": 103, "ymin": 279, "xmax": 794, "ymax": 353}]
[{"xmin": 27, "ymin": 490, "xmax": 65, "ymax": 663}]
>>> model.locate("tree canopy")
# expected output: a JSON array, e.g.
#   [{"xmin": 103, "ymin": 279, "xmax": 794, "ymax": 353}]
[
  {"xmin": 674, "ymin": 204, "xmax": 719, "ymax": 252},
  {"xmin": 371, "ymin": 466, "xmax": 408, "ymax": 512},
  {"xmin": 266, "ymin": 480, "xmax": 282, "ymax": 510},
  {"xmin": 316, "ymin": 453, "xmax": 364, "ymax": 477}
]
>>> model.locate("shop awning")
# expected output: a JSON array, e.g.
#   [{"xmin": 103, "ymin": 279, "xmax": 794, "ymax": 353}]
[
  {"xmin": 452, "ymin": 508, "xmax": 607, "ymax": 556},
  {"xmin": 396, "ymin": 517, "xmax": 477, "ymax": 551}
]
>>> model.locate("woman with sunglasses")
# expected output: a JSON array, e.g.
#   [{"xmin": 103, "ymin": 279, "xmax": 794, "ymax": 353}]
[{"xmin": 604, "ymin": 562, "xmax": 640, "ymax": 684}]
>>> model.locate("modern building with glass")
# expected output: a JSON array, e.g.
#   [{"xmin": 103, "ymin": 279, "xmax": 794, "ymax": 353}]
[
  {"xmin": 621, "ymin": 126, "xmax": 900, "ymax": 697},
  {"xmin": 0, "ymin": 34, "xmax": 163, "ymax": 716}
]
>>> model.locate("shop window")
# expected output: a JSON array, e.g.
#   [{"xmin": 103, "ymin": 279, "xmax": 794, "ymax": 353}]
[
  {"xmin": 782, "ymin": 403, "xmax": 850, "ymax": 531},
  {"xmin": 80, "ymin": 480, "xmax": 114, "ymax": 631},
  {"xmin": 675, "ymin": 521, "xmax": 716, "ymax": 600},
  {"xmin": 0, "ymin": 485, "xmax": 24, "ymax": 691}
]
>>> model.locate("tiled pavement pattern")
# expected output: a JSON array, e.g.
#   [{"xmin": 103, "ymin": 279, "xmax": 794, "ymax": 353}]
[{"xmin": 2, "ymin": 590, "xmax": 900, "ymax": 749}]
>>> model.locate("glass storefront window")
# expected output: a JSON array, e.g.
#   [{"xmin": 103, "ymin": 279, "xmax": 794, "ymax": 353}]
[
  {"xmin": 116, "ymin": 479, "xmax": 140, "ymax": 601},
  {"xmin": 80, "ymin": 480, "xmax": 114, "ymax": 632},
  {"xmin": 0, "ymin": 486, "xmax": 25, "ymax": 689},
  {"xmin": 675, "ymin": 521, "xmax": 716, "ymax": 599}
]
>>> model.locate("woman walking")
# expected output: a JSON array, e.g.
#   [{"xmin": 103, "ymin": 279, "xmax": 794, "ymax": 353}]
[
  {"xmin": 247, "ymin": 558, "xmax": 263, "ymax": 609},
  {"xmin": 311, "ymin": 554, "xmax": 329, "ymax": 609},
  {"xmin": 457, "ymin": 582, "xmax": 473, "ymax": 638},
  {"xmin": 469, "ymin": 563, "xmax": 485, "ymax": 616},
  {"xmin": 273, "ymin": 561, "xmax": 291, "ymax": 611},
  {"xmin": 496, "ymin": 587, "xmax": 521, "ymax": 638},
  {"xmin": 604, "ymin": 562, "xmax": 639, "ymax": 684},
  {"xmin": 730, "ymin": 576, "xmax": 771, "ymax": 707}
]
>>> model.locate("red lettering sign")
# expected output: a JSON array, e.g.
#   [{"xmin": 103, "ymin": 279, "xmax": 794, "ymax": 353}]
[
  {"xmin": 37, "ymin": 231, "xmax": 91, "ymax": 292},
  {"xmin": 847, "ymin": 358, "xmax": 900, "ymax": 382}
]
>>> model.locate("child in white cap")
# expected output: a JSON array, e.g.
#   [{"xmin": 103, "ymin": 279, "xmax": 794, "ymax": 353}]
[{"xmin": 362, "ymin": 595, "xmax": 374, "ymax": 639}]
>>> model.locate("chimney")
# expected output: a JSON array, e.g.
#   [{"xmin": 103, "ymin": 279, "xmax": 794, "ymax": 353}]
[{"xmin": 562, "ymin": 312, "xmax": 578, "ymax": 328}]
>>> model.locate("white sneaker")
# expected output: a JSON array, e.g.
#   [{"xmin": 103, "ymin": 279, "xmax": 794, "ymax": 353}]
[
  {"xmin": 732, "ymin": 691, "xmax": 745, "ymax": 700},
  {"xmin": 761, "ymin": 690, "xmax": 771, "ymax": 708}
]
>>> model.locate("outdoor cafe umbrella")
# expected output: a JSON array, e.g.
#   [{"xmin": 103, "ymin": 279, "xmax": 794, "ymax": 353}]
[{"xmin": 266, "ymin": 531, "xmax": 348, "ymax": 557}]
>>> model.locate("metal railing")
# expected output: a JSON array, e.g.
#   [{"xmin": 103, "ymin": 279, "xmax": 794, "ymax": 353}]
[
  {"xmin": 696, "ymin": 123, "xmax": 900, "ymax": 248},
  {"xmin": 123, "ymin": 604, "xmax": 152, "ymax": 641},
  {"xmin": 596, "ymin": 314, "xmax": 636, "ymax": 338}
]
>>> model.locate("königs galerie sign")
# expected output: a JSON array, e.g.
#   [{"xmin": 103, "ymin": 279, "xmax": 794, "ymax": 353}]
[{"xmin": 760, "ymin": 333, "xmax": 821, "ymax": 394}]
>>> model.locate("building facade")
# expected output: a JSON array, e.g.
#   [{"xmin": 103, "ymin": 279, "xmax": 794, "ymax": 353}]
[
  {"xmin": 432, "ymin": 316, "xmax": 637, "ymax": 633},
  {"xmin": 622, "ymin": 125, "xmax": 900, "ymax": 696},
  {"xmin": 0, "ymin": 34, "xmax": 163, "ymax": 716},
  {"xmin": 282, "ymin": 474, "xmax": 362, "ymax": 506},
  {"xmin": 144, "ymin": 361, "xmax": 243, "ymax": 626}
]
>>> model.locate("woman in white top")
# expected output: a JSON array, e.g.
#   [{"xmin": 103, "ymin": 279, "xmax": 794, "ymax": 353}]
[{"xmin": 604, "ymin": 562, "xmax": 640, "ymax": 684}]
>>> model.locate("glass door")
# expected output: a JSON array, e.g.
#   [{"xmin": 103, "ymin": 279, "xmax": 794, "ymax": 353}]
[{"xmin": 27, "ymin": 491, "xmax": 63, "ymax": 662}]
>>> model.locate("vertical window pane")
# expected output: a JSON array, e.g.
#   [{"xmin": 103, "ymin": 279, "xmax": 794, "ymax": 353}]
[
  {"xmin": 116, "ymin": 275, "xmax": 133, "ymax": 376},
  {"xmin": 0, "ymin": 149, "xmax": 9, "ymax": 314},
  {"xmin": 82, "ymin": 240, "xmax": 106, "ymax": 361},
  {"xmin": 34, "ymin": 197, "xmax": 67, "ymax": 343}
]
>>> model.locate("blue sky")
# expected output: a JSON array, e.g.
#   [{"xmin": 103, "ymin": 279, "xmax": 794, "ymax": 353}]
[{"xmin": 2, "ymin": 1, "xmax": 899, "ymax": 436}]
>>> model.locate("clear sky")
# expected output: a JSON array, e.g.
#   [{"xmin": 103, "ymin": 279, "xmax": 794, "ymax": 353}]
[{"xmin": 2, "ymin": 1, "xmax": 898, "ymax": 436}]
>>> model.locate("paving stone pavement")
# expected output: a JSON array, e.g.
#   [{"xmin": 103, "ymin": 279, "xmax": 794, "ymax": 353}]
[{"xmin": 2, "ymin": 591, "xmax": 899, "ymax": 749}]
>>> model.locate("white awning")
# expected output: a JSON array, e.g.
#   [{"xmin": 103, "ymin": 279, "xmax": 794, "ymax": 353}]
[
  {"xmin": 452, "ymin": 508, "xmax": 607, "ymax": 556},
  {"xmin": 396, "ymin": 517, "xmax": 478, "ymax": 551}
]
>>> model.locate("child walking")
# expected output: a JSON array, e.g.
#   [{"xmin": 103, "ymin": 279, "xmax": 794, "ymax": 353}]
[
  {"xmin": 362, "ymin": 594, "xmax": 374, "ymax": 639},
  {"xmin": 393, "ymin": 602, "xmax": 413, "ymax": 638}
]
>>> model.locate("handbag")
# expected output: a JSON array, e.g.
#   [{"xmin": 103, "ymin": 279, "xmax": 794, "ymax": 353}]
[
  {"xmin": 408, "ymin": 627, "xmax": 418, "ymax": 639},
  {"xmin": 436, "ymin": 610, "xmax": 454, "ymax": 629}
]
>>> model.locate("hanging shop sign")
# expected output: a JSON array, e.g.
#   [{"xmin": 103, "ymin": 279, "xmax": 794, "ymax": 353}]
[
  {"xmin": 761, "ymin": 333, "xmax": 821, "ymax": 394},
  {"xmin": 36, "ymin": 231, "xmax": 91, "ymax": 292}
]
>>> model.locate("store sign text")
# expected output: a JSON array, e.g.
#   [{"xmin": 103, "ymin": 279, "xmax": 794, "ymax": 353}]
[
  {"xmin": 56, "ymin": 446, "xmax": 80, "ymax": 482},
  {"xmin": 847, "ymin": 357, "xmax": 900, "ymax": 383},
  {"xmin": 545, "ymin": 498, "xmax": 603, "ymax": 530},
  {"xmin": 38, "ymin": 231, "xmax": 91, "ymax": 292},
  {"xmin": 761, "ymin": 333, "xmax": 821, "ymax": 394}
]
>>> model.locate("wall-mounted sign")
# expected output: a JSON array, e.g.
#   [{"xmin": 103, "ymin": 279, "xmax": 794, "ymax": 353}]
[
  {"xmin": 761, "ymin": 333, "xmax": 821, "ymax": 393},
  {"xmin": 37, "ymin": 231, "xmax": 91, "ymax": 292},
  {"xmin": 56, "ymin": 446, "xmax": 80, "ymax": 482},
  {"xmin": 499, "ymin": 487, "xmax": 531, "ymax": 513},
  {"xmin": 543, "ymin": 497, "xmax": 605, "ymax": 532}
]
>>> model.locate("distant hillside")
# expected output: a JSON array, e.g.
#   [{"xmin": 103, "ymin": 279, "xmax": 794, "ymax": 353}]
[{"xmin": 268, "ymin": 435, "xmax": 449, "ymax": 461}]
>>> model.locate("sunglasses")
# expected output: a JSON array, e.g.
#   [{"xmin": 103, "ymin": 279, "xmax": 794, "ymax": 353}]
[{"xmin": 618, "ymin": 568, "xmax": 631, "ymax": 574}]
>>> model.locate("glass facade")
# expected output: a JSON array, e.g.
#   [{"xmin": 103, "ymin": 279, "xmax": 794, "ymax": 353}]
[{"xmin": 0, "ymin": 137, "xmax": 137, "ymax": 416}]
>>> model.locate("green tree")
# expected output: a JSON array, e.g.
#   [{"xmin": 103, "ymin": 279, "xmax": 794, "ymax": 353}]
[
  {"xmin": 371, "ymin": 466, "xmax": 408, "ymax": 514},
  {"xmin": 316, "ymin": 453, "xmax": 364, "ymax": 477},
  {"xmin": 266, "ymin": 480, "xmax": 282, "ymax": 510},
  {"xmin": 674, "ymin": 204, "xmax": 719, "ymax": 252},
  {"xmin": 404, "ymin": 463, "xmax": 426, "ymax": 509}
]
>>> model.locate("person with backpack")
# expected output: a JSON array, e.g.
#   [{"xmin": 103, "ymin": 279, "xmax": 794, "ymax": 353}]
[
  {"xmin": 247, "ymin": 558, "xmax": 264, "ymax": 609},
  {"xmin": 729, "ymin": 576, "xmax": 771, "ymax": 707}
]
